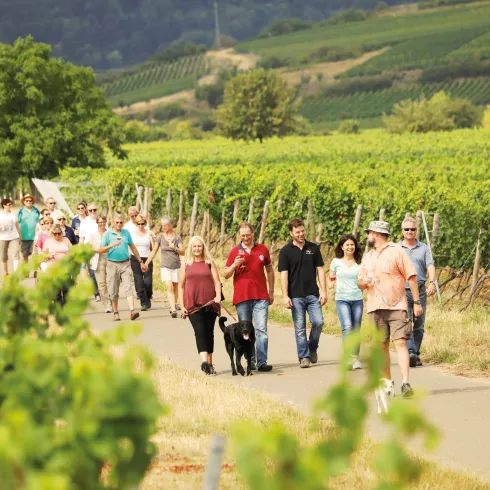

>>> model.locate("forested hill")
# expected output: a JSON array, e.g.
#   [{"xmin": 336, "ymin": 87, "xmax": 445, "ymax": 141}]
[{"xmin": 0, "ymin": 0, "xmax": 414, "ymax": 70}]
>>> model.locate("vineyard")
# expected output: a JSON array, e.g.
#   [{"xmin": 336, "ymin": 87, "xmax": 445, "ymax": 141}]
[
  {"xmin": 236, "ymin": 3, "xmax": 490, "ymax": 69},
  {"xmin": 60, "ymin": 131, "xmax": 490, "ymax": 270},
  {"xmin": 102, "ymin": 55, "xmax": 209, "ymax": 106},
  {"xmin": 299, "ymin": 79, "xmax": 490, "ymax": 122}
]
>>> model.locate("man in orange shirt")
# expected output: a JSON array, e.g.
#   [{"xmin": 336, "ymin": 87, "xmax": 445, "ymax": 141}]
[{"xmin": 358, "ymin": 221, "xmax": 423, "ymax": 398}]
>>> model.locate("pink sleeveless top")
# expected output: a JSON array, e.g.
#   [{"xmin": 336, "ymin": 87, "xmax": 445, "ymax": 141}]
[{"xmin": 184, "ymin": 261, "xmax": 219, "ymax": 313}]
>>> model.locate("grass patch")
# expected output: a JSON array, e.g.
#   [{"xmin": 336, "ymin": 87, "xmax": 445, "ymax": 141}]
[{"xmin": 140, "ymin": 359, "xmax": 490, "ymax": 489}]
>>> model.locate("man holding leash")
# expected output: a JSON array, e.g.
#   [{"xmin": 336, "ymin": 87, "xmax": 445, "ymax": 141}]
[
  {"xmin": 17, "ymin": 194, "xmax": 40, "ymax": 262},
  {"xmin": 278, "ymin": 218, "xmax": 327, "ymax": 369},
  {"xmin": 224, "ymin": 222, "xmax": 274, "ymax": 372},
  {"xmin": 399, "ymin": 217, "xmax": 437, "ymax": 368},
  {"xmin": 358, "ymin": 221, "xmax": 422, "ymax": 398}
]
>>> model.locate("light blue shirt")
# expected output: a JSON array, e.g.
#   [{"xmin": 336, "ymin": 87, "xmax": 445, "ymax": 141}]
[
  {"xmin": 101, "ymin": 228, "xmax": 133, "ymax": 261},
  {"xmin": 398, "ymin": 240, "xmax": 434, "ymax": 288},
  {"xmin": 331, "ymin": 258, "xmax": 363, "ymax": 301}
]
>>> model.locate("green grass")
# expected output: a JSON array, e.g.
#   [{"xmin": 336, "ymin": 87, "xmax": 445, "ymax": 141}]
[
  {"xmin": 107, "ymin": 77, "xmax": 197, "ymax": 107},
  {"xmin": 236, "ymin": 3, "xmax": 490, "ymax": 71}
]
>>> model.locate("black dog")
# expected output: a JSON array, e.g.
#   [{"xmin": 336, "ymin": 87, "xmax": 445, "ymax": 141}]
[{"xmin": 219, "ymin": 316, "xmax": 255, "ymax": 376}]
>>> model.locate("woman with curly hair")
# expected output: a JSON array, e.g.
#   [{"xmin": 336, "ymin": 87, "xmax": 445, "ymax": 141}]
[{"xmin": 329, "ymin": 234, "xmax": 364, "ymax": 370}]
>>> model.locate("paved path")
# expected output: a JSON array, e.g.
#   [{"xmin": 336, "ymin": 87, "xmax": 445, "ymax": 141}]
[{"xmin": 87, "ymin": 298, "xmax": 490, "ymax": 482}]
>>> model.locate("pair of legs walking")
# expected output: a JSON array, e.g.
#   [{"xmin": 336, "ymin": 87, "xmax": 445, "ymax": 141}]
[
  {"xmin": 131, "ymin": 255, "xmax": 153, "ymax": 309},
  {"xmin": 160, "ymin": 267, "xmax": 179, "ymax": 316},
  {"xmin": 107, "ymin": 260, "xmax": 138, "ymax": 320},
  {"xmin": 189, "ymin": 308, "xmax": 217, "ymax": 374},
  {"xmin": 406, "ymin": 286, "xmax": 427, "ymax": 365},
  {"xmin": 1, "ymin": 238, "xmax": 20, "ymax": 275},
  {"xmin": 336, "ymin": 299, "xmax": 363, "ymax": 368},
  {"xmin": 291, "ymin": 295, "xmax": 324, "ymax": 366},
  {"xmin": 93, "ymin": 254, "xmax": 111, "ymax": 312},
  {"xmin": 236, "ymin": 299, "xmax": 270, "ymax": 370}
]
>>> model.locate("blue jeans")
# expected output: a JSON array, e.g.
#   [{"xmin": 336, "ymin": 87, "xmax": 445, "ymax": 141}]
[
  {"xmin": 335, "ymin": 299, "xmax": 363, "ymax": 357},
  {"xmin": 236, "ymin": 300, "xmax": 269, "ymax": 367},
  {"xmin": 406, "ymin": 285, "xmax": 427, "ymax": 355},
  {"xmin": 291, "ymin": 295, "xmax": 324, "ymax": 360}
]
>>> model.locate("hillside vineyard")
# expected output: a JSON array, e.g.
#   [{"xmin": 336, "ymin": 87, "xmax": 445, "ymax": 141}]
[{"xmin": 61, "ymin": 131, "xmax": 490, "ymax": 269}]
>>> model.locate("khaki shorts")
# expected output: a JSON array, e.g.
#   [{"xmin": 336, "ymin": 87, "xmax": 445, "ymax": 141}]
[
  {"xmin": 107, "ymin": 260, "xmax": 133, "ymax": 300},
  {"xmin": 160, "ymin": 267, "xmax": 179, "ymax": 283},
  {"xmin": 369, "ymin": 310, "xmax": 412, "ymax": 342},
  {"xmin": 0, "ymin": 239, "xmax": 20, "ymax": 262},
  {"xmin": 21, "ymin": 240, "xmax": 34, "ymax": 258}
]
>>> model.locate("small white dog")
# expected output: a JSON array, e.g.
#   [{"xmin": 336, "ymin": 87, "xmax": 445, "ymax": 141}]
[{"xmin": 375, "ymin": 378, "xmax": 395, "ymax": 414}]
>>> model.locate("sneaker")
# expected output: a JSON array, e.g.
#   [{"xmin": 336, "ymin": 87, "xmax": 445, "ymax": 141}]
[
  {"xmin": 310, "ymin": 351, "xmax": 318, "ymax": 364},
  {"xmin": 130, "ymin": 311, "xmax": 140, "ymax": 321},
  {"xmin": 201, "ymin": 362, "xmax": 210, "ymax": 375},
  {"xmin": 171, "ymin": 311, "xmax": 178, "ymax": 318},
  {"xmin": 401, "ymin": 382, "xmax": 415, "ymax": 398},
  {"xmin": 95, "ymin": 294, "xmax": 101, "ymax": 302},
  {"xmin": 300, "ymin": 358, "xmax": 311, "ymax": 368},
  {"xmin": 258, "ymin": 364, "xmax": 273, "ymax": 372},
  {"xmin": 141, "ymin": 305, "xmax": 148, "ymax": 312},
  {"xmin": 105, "ymin": 305, "xmax": 112, "ymax": 313},
  {"xmin": 352, "ymin": 359, "xmax": 363, "ymax": 370},
  {"xmin": 416, "ymin": 356, "xmax": 423, "ymax": 367},
  {"xmin": 409, "ymin": 352, "xmax": 418, "ymax": 368},
  {"xmin": 208, "ymin": 364, "xmax": 216, "ymax": 375}
]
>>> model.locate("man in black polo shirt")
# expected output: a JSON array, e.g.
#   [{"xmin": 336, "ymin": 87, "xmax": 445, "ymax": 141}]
[{"xmin": 278, "ymin": 217, "xmax": 327, "ymax": 368}]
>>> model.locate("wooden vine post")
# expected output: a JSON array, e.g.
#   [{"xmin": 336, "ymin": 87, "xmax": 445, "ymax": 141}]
[
  {"xmin": 178, "ymin": 190, "xmax": 184, "ymax": 233},
  {"xmin": 206, "ymin": 210, "xmax": 211, "ymax": 249},
  {"xmin": 352, "ymin": 205, "xmax": 362, "ymax": 239},
  {"xmin": 306, "ymin": 199, "xmax": 315, "ymax": 241},
  {"xmin": 379, "ymin": 208, "xmax": 385, "ymax": 221},
  {"xmin": 189, "ymin": 193, "xmax": 198, "ymax": 237},
  {"xmin": 147, "ymin": 188, "xmax": 153, "ymax": 225},
  {"xmin": 258, "ymin": 200, "xmax": 270, "ymax": 244},
  {"xmin": 166, "ymin": 188, "xmax": 172, "ymax": 217},
  {"xmin": 316, "ymin": 223, "xmax": 324, "ymax": 243},
  {"xmin": 432, "ymin": 213, "xmax": 440, "ymax": 245},
  {"xmin": 104, "ymin": 183, "xmax": 113, "ymax": 223},
  {"xmin": 247, "ymin": 198, "xmax": 254, "ymax": 223},
  {"xmin": 470, "ymin": 226, "xmax": 484, "ymax": 298}
]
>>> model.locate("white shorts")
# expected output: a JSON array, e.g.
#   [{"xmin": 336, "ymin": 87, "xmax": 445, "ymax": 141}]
[{"xmin": 160, "ymin": 267, "xmax": 179, "ymax": 283}]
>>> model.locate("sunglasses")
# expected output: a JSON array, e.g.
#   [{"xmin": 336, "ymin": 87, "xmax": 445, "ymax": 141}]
[
  {"xmin": 53, "ymin": 232, "xmax": 62, "ymax": 236},
  {"xmin": 403, "ymin": 228, "xmax": 416, "ymax": 232},
  {"xmin": 58, "ymin": 218, "xmax": 66, "ymax": 221},
  {"xmin": 137, "ymin": 222, "xmax": 146, "ymax": 225},
  {"xmin": 24, "ymin": 199, "xmax": 33, "ymax": 202},
  {"xmin": 114, "ymin": 221, "xmax": 124, "ymax": 224},
  {"xmin": 43, "ymin": 212, "xmax": 50, "ymax": 216},
  {"xmin": 88, "ymin": 209, "xmax": 97, "ymax": 212},
  {"xmin": 77, "ymin": 206, "xmax": 86, "ymax": 210},
  {"xmin": 130, "ymin": 214, "xmax": 138, "ymax": 218},
  {"xmin": 44, "ymin": 221, "xmax": 54, "ymax": 225},
  {"xmin": 48, "ymin": 202, "xmax": 56, "ymax": 205}
]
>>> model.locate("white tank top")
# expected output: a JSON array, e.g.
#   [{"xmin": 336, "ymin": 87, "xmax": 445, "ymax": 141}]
[{"xmin": 131, "ymin": 232, "xmax": 151, "ymax": 258}]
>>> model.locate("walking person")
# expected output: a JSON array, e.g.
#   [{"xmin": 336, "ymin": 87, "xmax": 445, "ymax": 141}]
[
  {"xmin": 100, "ymin": 214, "xmax": 148, "ymax": 322},
  {"xmin": 357, "ymin": 221, "xmax": 422, "ymax": 398},
  {"xmin": 56, "ymin": 213, "xmax": 77, "ymax": 245},
  {"xmin": 42, "ymin": 224, "xmax": 73, "ymax": 305},
  {"xmin": 124, "ymin": 206, "xmax": 141, "ymax": 233},
  {"xmin": 35, "ymin": 216, "xmax": 54, "ymax": 257},
  {"xmin": 44, "ymin": 197, "xmax": 62, "ymax": 221},
  {"xmin": 398, "ymin": 217, "xmax": 437, "ymax": 368},
  {"xmin": 37, "ymin": 209, "xmax": 51, "ymax": 234},
  {"xmin": 178, "ymin": 236, "xmax": 221, "ymax": 375},
  {"xmin": 224, "ymin": 222, "xmax": 274, "ymax": 372},
  {"xmin": 0, "ymin": 198, "xmax": 21, "ymax": 276},
  {"xmin": 85, "ymin": 215, "xmax": 112, "ymax": 313},
  {"xmin": 17, "ymin": 194, "xmax": 40, "ymax": 263},
  {"xmin": 79, "ymin": 202, "xmax": 100, "ymax": 301},
  {"xmin": 278, "ymin": 218, "xmax": 327, "ymax": 368},
  {"xmin": 71, "ymin": 202, "xmax": 87, "ymax": 244},
  {"xmin": 145, "ymin": 217, "xmax": 183, "ymax": 318},
  {"xmin": 130, "ymin": 214, "xmax": 155, "ymax": 311},
  {"xmin": 329, "ymin": 234, "xmax": 364, "ymax": 370}
]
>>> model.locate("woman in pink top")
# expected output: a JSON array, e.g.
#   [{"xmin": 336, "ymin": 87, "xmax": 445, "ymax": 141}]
[
  {"xmin": 35, "ymin": 216, "xmax": 54, "ymax": 256},
  {"xmin": 178, "ymin": 236, "xmax": 221, "ymax": 375},
  {"xmin": 42, "ymin": 224, "xmax": 72, "ymax": 306}
]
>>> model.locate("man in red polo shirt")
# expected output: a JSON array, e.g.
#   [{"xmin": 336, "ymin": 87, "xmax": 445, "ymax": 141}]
[{"xmin": 224, "ymin": 222, "xmax": 275, "ymax": 372}]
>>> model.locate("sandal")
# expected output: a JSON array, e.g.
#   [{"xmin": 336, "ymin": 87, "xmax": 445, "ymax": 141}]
[
  {"xmin": 113, "ymin": 312, "xmax": 120, "ymax": 321},
  {"xmin": 171, "ymin": 311, "xmax": 178, "ymax": 318}
]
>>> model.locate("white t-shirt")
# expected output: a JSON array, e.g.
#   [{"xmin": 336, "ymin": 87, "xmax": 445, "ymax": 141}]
[
  {"xmin": 131, "ymin": 232, "xmax": 151, "ymax": 258},
  {"xmin": 79, "ymin": 216, "xmax": 98, "ymax": 240},
  {"xmin": 0, "ymin": 212, "xmax": 20, "ymax": 241}
]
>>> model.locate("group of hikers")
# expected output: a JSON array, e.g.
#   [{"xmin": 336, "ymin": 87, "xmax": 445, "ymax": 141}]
[{"xmin": 1, "ymin": 194, "xmax": 437, "ymax": 397}]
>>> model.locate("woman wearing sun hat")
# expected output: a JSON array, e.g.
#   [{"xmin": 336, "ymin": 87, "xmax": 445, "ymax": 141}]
[{"xmin": 17, "ymin": 194, "xmax": 40, "ymax": 263}]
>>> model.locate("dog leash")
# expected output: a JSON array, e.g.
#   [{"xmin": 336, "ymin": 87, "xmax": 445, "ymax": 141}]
[
  {"xmin": 183, "ymin": 299, "xmax": 239, "ymax": 322},
  {"xmin": 220, "ymin": 302, "xmax": 238, "ymax": 322}
]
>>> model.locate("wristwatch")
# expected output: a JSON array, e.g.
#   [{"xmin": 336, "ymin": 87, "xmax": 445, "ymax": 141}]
[{"xmin": 414, "ymin": 300, "xmax": 422, "ymax": 305}]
